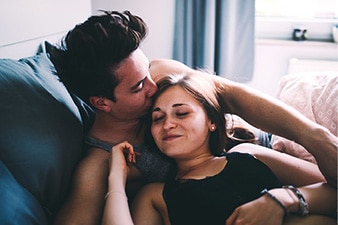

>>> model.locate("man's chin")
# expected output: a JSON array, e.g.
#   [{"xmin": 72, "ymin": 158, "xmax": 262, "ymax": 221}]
[
  {"xmin": 145, "ymin": 103, "xmax": 153, "ymax": 113},
  {"xmin": 138, "ymin": 108, "xmax": 152, "ymax": 121}
]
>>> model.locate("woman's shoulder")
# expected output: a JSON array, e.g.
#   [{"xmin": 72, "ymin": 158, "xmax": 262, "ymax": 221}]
[
  {"xmin": 223, "ymin": 150, "xmax": 257, "ymax": 161},
  {"xmin": 223, "ymin": 147, "xmax": 272, "ymax": 172}
]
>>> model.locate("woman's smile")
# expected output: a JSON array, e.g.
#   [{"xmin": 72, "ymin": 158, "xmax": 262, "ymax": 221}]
[{"xmin": 162, "ymin": 133, "xmax": 182, "ymax": 141}]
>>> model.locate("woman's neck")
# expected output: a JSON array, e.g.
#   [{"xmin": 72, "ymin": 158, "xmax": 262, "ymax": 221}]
[{"xmin": 176, "ymin": 155, "xmax": 227, "ymax": 180}]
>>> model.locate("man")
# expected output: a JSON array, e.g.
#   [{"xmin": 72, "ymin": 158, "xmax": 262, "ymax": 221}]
[{"xmin": 51, "ymin": 10, "xmax": 336, "ymax": 225}]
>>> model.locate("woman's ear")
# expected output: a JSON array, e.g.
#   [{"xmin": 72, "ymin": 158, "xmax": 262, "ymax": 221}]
[{"xmin": 89, "ymin": 96, "xmax": 111, "ymax": 112}]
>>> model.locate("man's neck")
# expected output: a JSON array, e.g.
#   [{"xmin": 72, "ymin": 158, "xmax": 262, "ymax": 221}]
[{"xmin": 88, "ymin": 113, "xmax": 144, "ymax": 146}]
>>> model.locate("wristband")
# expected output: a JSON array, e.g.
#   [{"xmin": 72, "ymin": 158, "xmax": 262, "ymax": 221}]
[
  {"xmin": 261, "ymin": 189, "xmax": 289, "ymax": 217},
  {"xmin": 283, "ymin": 185, "xmax": 309, "ymax": 216}
]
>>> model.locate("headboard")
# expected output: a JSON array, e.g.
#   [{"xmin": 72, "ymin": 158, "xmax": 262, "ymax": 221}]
[{"xmin": 0, "ymin": 0, "xmax": 92, "ymax": 59}]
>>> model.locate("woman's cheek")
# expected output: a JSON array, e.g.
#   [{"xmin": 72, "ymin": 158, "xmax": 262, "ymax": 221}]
[
  {"xmin": 151, "ymin": 126, "xmax": 160, "ymax": 143},
  {"xmin": 151, "ymin": 124, "xmax": 158, "ymax": 134}
]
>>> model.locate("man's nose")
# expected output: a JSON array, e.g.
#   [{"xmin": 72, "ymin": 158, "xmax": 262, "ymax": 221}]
[{"xmin": 146, "ymin": 76, "xmax": 158, "ymax": 97}]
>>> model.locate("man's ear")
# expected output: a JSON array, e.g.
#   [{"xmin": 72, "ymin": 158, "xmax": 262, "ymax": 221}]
[{"xmin": 89, "ymin": 96, "xmax": 111, "ymax": 112}]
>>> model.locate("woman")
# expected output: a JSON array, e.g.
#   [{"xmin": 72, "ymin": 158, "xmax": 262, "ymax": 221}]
[{"xmin": 102, "ymin": 72, "xmax": 336, "ymax": 225}]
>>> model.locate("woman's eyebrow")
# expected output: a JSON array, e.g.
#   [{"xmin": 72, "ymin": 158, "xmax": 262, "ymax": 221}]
[
  {"xmin": 172, "ymin": 103, "xmax": 185, "ymax": 107},
  {"xmin": 152, "ymin": 107, "xmax": 160, "ymax": 112},
  {"xmin": 152, "ymin": 103, "xmax": 186, "ymax": 112}
]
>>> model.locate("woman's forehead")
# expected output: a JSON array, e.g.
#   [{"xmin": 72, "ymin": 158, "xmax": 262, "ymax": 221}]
[{"xmin": 154, "ymin": 86, "xmax": 200, "ymax": 108}]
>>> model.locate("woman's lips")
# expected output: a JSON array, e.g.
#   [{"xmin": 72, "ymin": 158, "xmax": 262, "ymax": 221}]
[{"xmin": 162, "ymin": 134, "xmax": 182, "ymax": 141}]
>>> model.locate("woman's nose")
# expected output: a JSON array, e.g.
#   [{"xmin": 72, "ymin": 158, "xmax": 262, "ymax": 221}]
[{"xmin": 163, "ymin": 116, "xmax": 177, "ymax": 130}]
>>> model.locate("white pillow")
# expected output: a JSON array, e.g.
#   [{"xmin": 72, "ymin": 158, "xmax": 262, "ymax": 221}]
[{"xmin": 271, "ymin": 72, "xmax": 338, "ymax": 163}]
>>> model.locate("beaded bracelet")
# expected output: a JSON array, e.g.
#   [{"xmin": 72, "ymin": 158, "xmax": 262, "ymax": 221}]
[
  {"xmin": 261, "ymin": 189, "xmax": 289, "ymax": 217},
  {"xmin": 283, "ymin": 185, "xmax": 309, "ymax": 216}
]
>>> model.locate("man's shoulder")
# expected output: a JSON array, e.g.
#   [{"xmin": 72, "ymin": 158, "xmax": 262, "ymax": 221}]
[{"xmin": 149, "ymin": 58, "xmax": 193, "ymax": 82}]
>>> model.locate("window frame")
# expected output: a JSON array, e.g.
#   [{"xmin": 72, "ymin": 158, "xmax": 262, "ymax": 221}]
[{"xmin": 255, "ymin": 16, "xmax": 337, "ymax": 41}]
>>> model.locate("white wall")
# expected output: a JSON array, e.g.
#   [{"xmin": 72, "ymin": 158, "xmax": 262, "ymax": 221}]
[
  {"xmin": 91, "ymin": 0, "xmax": 175, "ymax": 61},
  {"xmin": 0, "ymin": 0, "xmax": 92, "ymax": 59},
  {"xmin": 247, "ymin": 40, "xmax": 338, "ymax": 96}
]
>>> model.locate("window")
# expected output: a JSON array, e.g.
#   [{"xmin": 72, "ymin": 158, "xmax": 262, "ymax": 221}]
[{"xmin": 255, "ymin": 0, "xmax": 338, "ymax": 41}]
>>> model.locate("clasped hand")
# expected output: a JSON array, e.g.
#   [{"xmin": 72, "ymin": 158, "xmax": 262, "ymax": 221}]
[
  {"xmin": 109, "ymin": 141, "xmax": 140, "ymax": 182},
  {"xmin": 225, "ymin": 194, "xmax": 285, "ymax": 225}
]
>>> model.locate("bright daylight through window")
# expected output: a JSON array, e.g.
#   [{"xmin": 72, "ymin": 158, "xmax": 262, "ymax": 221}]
[{"xmin": 255, "ymin": 0, "xmax": 338, "ymax": 41}]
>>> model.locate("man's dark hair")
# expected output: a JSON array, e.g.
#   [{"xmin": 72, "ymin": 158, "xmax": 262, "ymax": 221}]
[{"xmin": 50, "ymin": 10, "xmax": 148, "ymax": 103}]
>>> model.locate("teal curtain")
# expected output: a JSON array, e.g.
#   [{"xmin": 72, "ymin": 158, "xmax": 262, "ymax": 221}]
[{"xmin": 173, "ymin": 0, "xmax": 255, "ymax": 82}]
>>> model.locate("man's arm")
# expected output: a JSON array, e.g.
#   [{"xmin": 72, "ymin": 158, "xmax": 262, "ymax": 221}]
[
  {"xmin": 131, "ymin": 183, "xmax": 168, "ymax": 225},
  {"xmin": 149, "ymin": 58, "xmax": 195, "ymax": 83},
  {"xmin": 215, "ymin": 77, "xmax": 337, "ymax": 187},
  {"xmin": 226, "ymin": 144, "xmax": 335, "ymax": 225},
  {"xmin": 53, "ymin": 148, "xmax": 109, "ymax": 225},
  {"xmin": 226, "ymin": 182, "xmax": 336, "ymax": 225}
]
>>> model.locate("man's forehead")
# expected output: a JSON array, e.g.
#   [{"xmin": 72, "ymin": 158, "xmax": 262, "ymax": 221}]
[
  {"xmin": 114, "ymin": 49, "xmax": 149, "ymax": 86},
  {"xmin": 114, "ymin": 69, "xmax": 144, "ymax": 93}
]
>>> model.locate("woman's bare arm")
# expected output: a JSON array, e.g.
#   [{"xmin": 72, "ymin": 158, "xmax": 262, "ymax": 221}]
[
  {"xmin": 102, "ymin": 142, "xmax": 165, "ymax": 225},
  {"xmin": 102, "ymin": 142, "xmax": 135, "ymax": 225}
]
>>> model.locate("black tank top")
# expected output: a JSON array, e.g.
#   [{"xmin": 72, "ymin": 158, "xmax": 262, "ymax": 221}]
[{"xmin": 163, "ymin": 152, "xmax": 281, "ymax": 225}]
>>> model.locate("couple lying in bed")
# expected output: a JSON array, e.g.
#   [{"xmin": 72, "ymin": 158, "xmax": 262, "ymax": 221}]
[{"xmin": 50, "ymin": 10, "xmax": 336, "ymax": 225}]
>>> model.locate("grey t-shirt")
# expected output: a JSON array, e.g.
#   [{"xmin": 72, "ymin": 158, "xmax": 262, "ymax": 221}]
[{"xmin": 85, "ymin": 136, "xmax": 175, "ymax": 182}]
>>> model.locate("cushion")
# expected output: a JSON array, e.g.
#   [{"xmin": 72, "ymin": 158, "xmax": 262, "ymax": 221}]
[
  {"xmin": 271, "ymin": 72, "xmax": 338, "ymax": 163},
  {"xmin": 0, "ymin": 51, "xmax": 94, "ymax": 220},
  {"xmin": 0, "ymin": 159, "xmax": 48, "ymax": 224}
]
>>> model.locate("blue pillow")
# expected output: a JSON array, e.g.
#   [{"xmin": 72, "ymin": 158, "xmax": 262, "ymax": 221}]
[
  {"xmin": 0, "ymin": 159, "xmax": 48, "ymax": 224},
  {"xmin": 0, "ymin": 52, "xmax": 94, "ymax": 222}
]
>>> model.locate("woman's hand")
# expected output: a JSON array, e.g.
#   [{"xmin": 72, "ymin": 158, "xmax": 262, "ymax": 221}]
[
  {"xmin": 103, "ymin": 141, "xmax": 139, "ymax": 225},
  {"xmin": 109, "ymin": 141, "xmax": 140, "ymax": 187}
]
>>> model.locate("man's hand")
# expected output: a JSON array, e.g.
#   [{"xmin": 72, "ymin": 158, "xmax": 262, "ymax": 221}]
[{"xmin": 226, "ymin": 194, "xmax": 284, "ymax": 225}]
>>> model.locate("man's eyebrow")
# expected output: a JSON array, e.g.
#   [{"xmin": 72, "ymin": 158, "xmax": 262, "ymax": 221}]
[{"xmin": 130, "ymin": 77, "xmax": 146, "ymax": 90}]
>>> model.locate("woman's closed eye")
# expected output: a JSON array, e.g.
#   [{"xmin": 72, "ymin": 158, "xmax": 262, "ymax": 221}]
[
  {"xmin": 175, "ymin": 111, "xmax": 189, "ymax": 117},
  {"xmin": 152, "ymin": 111, "xmax": 189, "ymax": 123},
  {"xmin": 152, "ymin": 110, "xmax": 164, "ymax": 123},
  {"xmin": 152, "ymin": 115, "xmax": 164, "ymax": 123}
]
